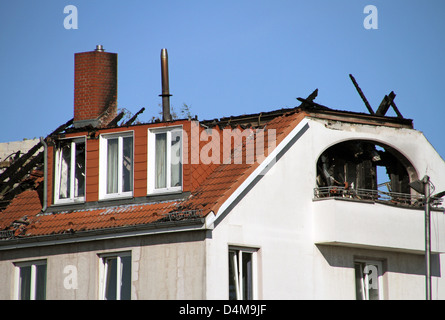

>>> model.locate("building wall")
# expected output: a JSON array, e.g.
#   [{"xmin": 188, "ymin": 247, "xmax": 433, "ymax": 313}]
[
  {"xmin": 0, "ymin": 230, "xmax": 206, "ymax": 299},
  {"xmin": 204, "ymin": 117, "xmax": 445, "ymax": 299},
  {"xmin": 0, "ymin": 139, "xmax": 40, "ymax": 162},
  {"xmin": 0, "ymin": 139, "xmax": 40, "ymax": 175}
]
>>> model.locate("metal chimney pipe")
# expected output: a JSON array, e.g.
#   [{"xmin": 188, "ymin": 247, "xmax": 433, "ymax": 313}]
[{"xmin": 160, "ymin": 48, "xmax": 172, "ymax": 121}]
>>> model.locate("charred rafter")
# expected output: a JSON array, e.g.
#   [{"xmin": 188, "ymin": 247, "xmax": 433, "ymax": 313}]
[{"xmin": 349, "ymin": 74, "xmax": 404, "ymax": 119}]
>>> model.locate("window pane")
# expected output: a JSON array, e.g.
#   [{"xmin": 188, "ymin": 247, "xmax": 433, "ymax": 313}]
[
  {"xmin": 105, "ymin": 257, "xmax": 117, "ymax": 300},
  {"xmin": 228, "ymin": 250, "xmax": 255, "ymax": 300},
  {"xmin": 75, "ymin": 142, "xmax": 85, "ymax": 197},
  {"xmin": 170, "ymin": 131, "xmax": 182, "ymax": 187},
  {"xmin": 35, "ymin": 264, "xmax": 47, "ymax": 300},
  {"xmin": 354, "ymin": 263, "xmax": 365, "ymax": 300},
  {"xmin": 355, "ymin": 262, "xmax": 380, "ymax": 300},
  {"xmin": 107, "ymin": 139, "xmax": 119, "ymax": 194},
  {"xmin": 120, "ymin": 255, "xmax": 132, "ymax": 300},
  {"xmin": 155, "ymin": 133, "xmax": 167, "ymax": 189},
  {"xmin": 228, "ymin": 251, "xmax": 238, "ymax": 300},
  {"xmin": 368, "ymin": 264, "xmax": 380, "ymax": 300},
  {"xmin": 19, "ymin": 266, "xmax": 31, "ymax": 300},
  {"xmin": 242, "ymin": 252, "xmax": 253, "ymax": 300},
  {"xmin": 58, "ymin": 144, "xmax": 71, "ymax": 199},
  {"xmin": 122, "ymin": 137, "xmax": 133, "ymax": 192}
]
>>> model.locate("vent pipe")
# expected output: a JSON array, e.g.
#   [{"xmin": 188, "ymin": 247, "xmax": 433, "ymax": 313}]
[{"xmin": 160, "ymin": 48, "xmax": 172, "ymax": 121}]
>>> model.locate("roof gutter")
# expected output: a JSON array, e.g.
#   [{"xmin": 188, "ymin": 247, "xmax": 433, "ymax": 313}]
[{"xmin": 0, "ymin": 218, "xmax": 207, "ymax": 251}]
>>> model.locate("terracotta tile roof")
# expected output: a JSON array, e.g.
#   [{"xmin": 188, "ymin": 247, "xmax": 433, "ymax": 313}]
[
  {"xmin": 0, "ymin": 189, "xmax": 42, "ymax": 237},
  {"xmin": 0, "ymin": 188, "xmax": 195, "ymax": 238},
  {"xmin": 0, "ymin": 108, "xmax": 307, "ymax": 241},
  {"xmin": 28, "ymin": 200, "xmax": 182, "ymax": 237}
]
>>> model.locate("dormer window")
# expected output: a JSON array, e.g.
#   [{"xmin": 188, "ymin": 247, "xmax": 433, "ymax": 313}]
[
  {"xmin": 147, "ymin": 127, "xmax": 182, "ymax": 194},
  {"xmin": 99, "ymin": 132, "xmax": 134, "ymax": 199},
  {"xmin": 54, "ymin": 138, "xmax": 86, "ymax": 204}
]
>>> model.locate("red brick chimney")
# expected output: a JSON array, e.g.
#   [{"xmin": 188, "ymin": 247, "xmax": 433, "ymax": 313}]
[{"xmin": 73, "ymin": 45, "xmax": 118, "ymax": 128}]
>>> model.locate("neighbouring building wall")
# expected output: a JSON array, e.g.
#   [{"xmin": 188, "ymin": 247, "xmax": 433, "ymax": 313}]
[
  {"xmin": 0, "ymin": 230, "xmax": 207, "ymax": 300},
  {"xmin": 205, "ymin": 117, "xmax": 445, "ymax": 300},
  {"xmin": 0, "ymin": 139, "xmax": 40, "ymax": 174}
]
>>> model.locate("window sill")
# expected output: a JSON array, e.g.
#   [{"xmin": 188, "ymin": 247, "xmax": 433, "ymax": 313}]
[
  {"xmin": 53, "ymin": 197, "xmax": 86, "ymax": 206},
  {"xmin": 44, "ymin": 192, "xmax": 191, "ymax": 215},
  {"xmin": 99, "ymin": 193, "xmax": 134, "ymax": 202},
  {"xmin": 147, "ymin": 187, "xmax": 182, "ymax": 196}
]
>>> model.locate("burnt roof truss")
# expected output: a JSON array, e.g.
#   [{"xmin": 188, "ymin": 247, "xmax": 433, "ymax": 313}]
[{"xmin": 349, "ymin": 74, "xmax": 404, "ymax": 119}]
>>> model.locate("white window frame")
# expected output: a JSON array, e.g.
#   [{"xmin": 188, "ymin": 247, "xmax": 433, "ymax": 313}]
[
  {"xmin": 54, "ymin": 137, "xmax": 86, "ymax": 204},
  {"xmin": 99, "ymin": 131, "xmax": 134, "ymax": 200},
  {"xmin": 354, "ymin": 259, "xmax": 384, "ymax": 300},
  {"xmin": 147, "ymin": 126, "xmax": 183, "ymax": 195},
  {"xmin": 228, "ymin": 246, "xmax": 258, "ymax": 300},
  {"xmin": 14, "ymin": 260, "xmax": 47, "ymax": 300},
  {"xmin": 98, "ymin": 251, "xmax": 132, "ymax": 300}
]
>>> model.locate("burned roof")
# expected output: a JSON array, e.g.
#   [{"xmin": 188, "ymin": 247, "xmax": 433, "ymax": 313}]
[{"xmin": 0, "ymin": 82, "xmax": 416, "ymax": 244}]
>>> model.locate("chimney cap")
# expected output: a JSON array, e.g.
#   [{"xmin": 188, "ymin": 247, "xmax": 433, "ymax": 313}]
[{"xmin": 95, "ymin": 45, "xmax": 105, "ymax": 52}]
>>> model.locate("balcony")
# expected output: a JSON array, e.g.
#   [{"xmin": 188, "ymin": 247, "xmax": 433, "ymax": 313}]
[
  {"xmin": 314, "ymin": 186, "xmax": 432, "ymax": 207},
  {"xmin": 312, "ymin": 187, "xmax": 445, "ymax": 254}
]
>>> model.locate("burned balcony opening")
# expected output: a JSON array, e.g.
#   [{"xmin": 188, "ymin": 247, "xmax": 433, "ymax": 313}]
[{"xmin": 315, "ymin": 140, "xmax": 421, "ymax": 207}]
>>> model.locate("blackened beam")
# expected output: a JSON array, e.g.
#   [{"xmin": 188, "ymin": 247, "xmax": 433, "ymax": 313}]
[
  {"xmin": 297, "ymin": 97, "xmax": 330, "ymax": 110},
  {"xmin": 124, "ymin": 107, "xmax": 145, "ymax": 126},
  {"xmin": 0, "ymin": 118, "xmax": 73, "ymax": 184},
  {"xmin": 306, "ymin": 89, "xmax": 318, "ymax": 102},
  {"xmin": 296, "ymin": 89, "xmax": 319, "ymax": 109},
  {"xmin": 349, "ymin": 74, "xmax": 375, "ymax": 115},
  {"xmin": 376, "ymin": 91, "xmax": 396, "ymax": 116},
  {"xmin": 390, "ymin": 100, "xmax": 404, "ymax": 118},
  {"xmin": 107, "ymin": 111, "xmax": 125, "ymax": 127},
  {"xmin": 0, "ymin": 151, "xmax": 43, "ymax": 196}
]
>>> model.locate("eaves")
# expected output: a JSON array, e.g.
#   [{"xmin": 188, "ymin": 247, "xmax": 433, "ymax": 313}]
[{"xmin": 0, "ymin": 217, "xmax": 208, "ymax": 251}]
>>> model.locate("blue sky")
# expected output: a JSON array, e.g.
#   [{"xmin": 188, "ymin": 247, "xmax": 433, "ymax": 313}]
[{"xmin": 1, "ymin": 1, "xmax": 444, "ymax": 160}]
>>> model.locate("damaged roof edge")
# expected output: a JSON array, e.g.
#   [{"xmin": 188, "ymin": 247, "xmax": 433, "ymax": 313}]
[
  {"xmin": 0, "ymin": 217, "xmax": 207, "ymax": 251},
  {"xmin": 304, "ymin": 108, "xmax": 413, "ymax": 129},
  {"xmin": 58, "ymin": 102, "xmax": 413, "ymax": 138}
]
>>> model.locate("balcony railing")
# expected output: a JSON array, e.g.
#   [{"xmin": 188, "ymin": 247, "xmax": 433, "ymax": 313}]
[{"xmin": 314, "ymin": 186, "xmax": 443, "ymax": 208}]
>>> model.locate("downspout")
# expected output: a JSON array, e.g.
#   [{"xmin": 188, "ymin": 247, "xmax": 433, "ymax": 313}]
[{"xmin": 39, "ymin": 137, "xmax": 48, "ymax": 213}]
